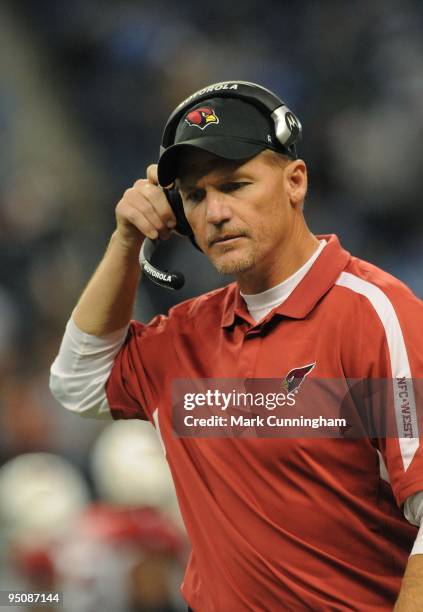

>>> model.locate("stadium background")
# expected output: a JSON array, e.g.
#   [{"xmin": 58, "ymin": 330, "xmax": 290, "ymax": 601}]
[{"xmin": 0, "ymin": 1, "xmax": 422, "ymax": 609}]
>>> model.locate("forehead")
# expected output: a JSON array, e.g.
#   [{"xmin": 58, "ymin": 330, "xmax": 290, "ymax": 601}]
[{"xmin": 177, "ymin": 149, "xmax": 256, "ymax": 188}]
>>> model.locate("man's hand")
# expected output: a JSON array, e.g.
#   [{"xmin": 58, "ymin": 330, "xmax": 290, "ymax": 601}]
[
  {"xmin": 72, "ymin": 164, "xmax": 178, "ymax": 335},
  {"xmin": 115, "ymin": 164, "xmax": 177, "ymax": 252}
]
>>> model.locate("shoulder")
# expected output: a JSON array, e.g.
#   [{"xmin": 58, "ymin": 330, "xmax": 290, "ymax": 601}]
[
  {"xmin": 328, "ymin": 254, "xmax": 422, "ymax": 377},
  {"xmin": 333, "ymin": 255, "xmax": 422, "ymax": 367},
  {"xmin": 335, "ymin": 255, "xmax": 421, "ymax": 316}
]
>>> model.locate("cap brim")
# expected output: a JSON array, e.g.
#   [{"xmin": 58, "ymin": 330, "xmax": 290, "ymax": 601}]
[{"xmin": 157, "ymin": 138, "xmax": 265, "ymax": 186}]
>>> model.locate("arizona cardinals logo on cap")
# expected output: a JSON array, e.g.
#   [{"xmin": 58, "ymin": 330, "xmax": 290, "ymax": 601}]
[
  {"xmin": 185, "ymin": 107, "xmax": 219, "ymax": 130},
  {"xmin": 282, "ymin": 362, "xmax": 316, "ymax": 393}
]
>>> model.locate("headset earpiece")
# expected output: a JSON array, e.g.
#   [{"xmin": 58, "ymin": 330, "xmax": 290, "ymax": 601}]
[
  {"xmin": 271, "ymin": 105, "xmax": 302, "ymax": 148},
  {"xmin": 164, "ymin": 188, "xmax": 200, "ymax": 250}
]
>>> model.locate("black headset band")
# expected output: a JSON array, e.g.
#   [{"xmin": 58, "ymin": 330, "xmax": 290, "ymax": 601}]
[{"xmin": 161, "ymin": 81, "xmax": 287, "ymax": 150}]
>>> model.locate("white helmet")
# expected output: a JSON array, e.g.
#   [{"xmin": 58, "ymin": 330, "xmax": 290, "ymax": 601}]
[
  {"xmin": 0, "ymin": 452, "xmax": 90, "ymax": 542},
  {"xmin": 90, "ymin": 420, "xmax": 176, "ymax": 513}
]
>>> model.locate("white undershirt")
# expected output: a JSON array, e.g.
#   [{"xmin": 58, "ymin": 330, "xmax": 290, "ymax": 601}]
[
  {"xmin": 49, "ymin": 241, "xmax": 423, "ymax": 549},
  {"xmin": 241, "ymin": 240, "xmax": 326, "ymax": 322}
]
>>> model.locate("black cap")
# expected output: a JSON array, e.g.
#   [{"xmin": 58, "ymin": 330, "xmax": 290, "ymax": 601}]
[{"xmin": 157, "ymin": 97, "xmax": 295, "ymax": 186}]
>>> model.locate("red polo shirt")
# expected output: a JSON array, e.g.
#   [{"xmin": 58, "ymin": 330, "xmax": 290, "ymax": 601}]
[{"xmin": 106, "ymin": 234, "xmax": 423, "ymax": 611}]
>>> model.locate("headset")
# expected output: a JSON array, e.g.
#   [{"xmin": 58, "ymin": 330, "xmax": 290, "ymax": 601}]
[{"xmin": 139, "ymin": 80, "xmax": 302, "ymax": 290}]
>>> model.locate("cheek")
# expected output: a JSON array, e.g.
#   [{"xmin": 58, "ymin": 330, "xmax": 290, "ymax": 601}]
[
  {"xmin": 183, "ymin": 205, "xmax": 199, "ymax": 229},
  {"xmin": 251, "ymin": 203, "xmax": 289, "ymax": 245},
  {"xmin": 267, "ymin": 193, "xmax": 291, "ymax": 225}
]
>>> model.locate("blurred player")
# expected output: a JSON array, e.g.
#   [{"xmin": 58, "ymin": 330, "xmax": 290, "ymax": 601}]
[{"xmin": 53, "ymin": 504, "xmax": 184, "ymax": 612}]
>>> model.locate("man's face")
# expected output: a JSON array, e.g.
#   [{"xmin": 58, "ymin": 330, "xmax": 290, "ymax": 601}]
[{"xmin": 178, "ymin": 150, "xmax": 305, "ymax": 284}]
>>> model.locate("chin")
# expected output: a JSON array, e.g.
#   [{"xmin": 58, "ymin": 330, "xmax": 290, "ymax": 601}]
[{"xmin": 210, "ymin": 252, "xmax": 256, "ymax": 275}]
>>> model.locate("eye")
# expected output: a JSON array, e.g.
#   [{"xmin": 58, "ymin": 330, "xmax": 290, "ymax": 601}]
[
  {"xmin": 220, "ymin": 182, "xmax": 249, "ymax": 193},
  {"xmin": 185, "ymin": 188, "xmax": 205, "ymax": 205}
]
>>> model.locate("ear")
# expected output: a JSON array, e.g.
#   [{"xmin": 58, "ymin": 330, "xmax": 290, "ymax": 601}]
[{"xmin": 286, "ymin": 160, "xmax": 307, "ymax": 209}]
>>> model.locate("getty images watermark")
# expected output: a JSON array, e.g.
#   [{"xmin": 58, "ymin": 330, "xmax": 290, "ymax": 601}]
[{"xmin": 172, "ymin": 378, "xmax": 422, "ymax": 438}]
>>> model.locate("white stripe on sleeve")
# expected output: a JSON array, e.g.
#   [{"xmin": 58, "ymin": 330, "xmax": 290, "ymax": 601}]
[{"xmin": 335, "ymin": 271, "xmax": 419, "ymax": 471}]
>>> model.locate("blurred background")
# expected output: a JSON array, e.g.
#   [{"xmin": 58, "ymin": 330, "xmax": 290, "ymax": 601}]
[{"xmin": 0, "ymin": 0, "xmax": 422, "ymax": 609}]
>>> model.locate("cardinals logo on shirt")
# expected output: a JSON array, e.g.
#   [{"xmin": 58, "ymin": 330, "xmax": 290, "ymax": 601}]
[
  {"xmin": 185, "ymin": 107, "xmax": 219, "ymax": 130},
  {"xmin": 282, "ymin": 362, "xmax": 316, "ymax": 393}
]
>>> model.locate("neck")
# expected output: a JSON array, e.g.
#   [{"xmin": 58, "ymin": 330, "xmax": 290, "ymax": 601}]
[{"xmin": 236, "ymin": 224, "xmax": 320, "ymax": 294}]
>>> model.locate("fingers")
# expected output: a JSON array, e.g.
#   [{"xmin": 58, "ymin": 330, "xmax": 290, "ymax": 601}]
[
  {"xmin": 115, "ymin": 175, "xmax": 177, "ymax": 244},
  {"xmin": 133, "ymin": 180, "xmax": 177, "ymax": 229},
  {"xmin": 118, "ymin": 203, "xmax": 160, "ymax": 241},
  {"xmin": 147, "ymin": 163, "xmax": 174, "ymax": 189},
  {"xmin": 146, "ymin": 164, "xmax": 158, "ymax": 185}
]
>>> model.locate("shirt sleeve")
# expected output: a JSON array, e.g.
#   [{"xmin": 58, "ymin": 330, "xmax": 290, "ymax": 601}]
[
  {"xmin": 365, "ymin": 280, "xmax": 423, "ymax": 507},
  {"xmin": 105, "ymin": 314, "xmax": 170, "ymax": 422},
  {"xmin": 49, "ymin": 316, "xmax": 129, "ymax": 419}
]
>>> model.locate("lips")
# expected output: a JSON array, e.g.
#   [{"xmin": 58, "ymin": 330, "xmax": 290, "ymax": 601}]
[{"xmin": 210, "ymin": 234, "xmax": 244, "ymax": 246}]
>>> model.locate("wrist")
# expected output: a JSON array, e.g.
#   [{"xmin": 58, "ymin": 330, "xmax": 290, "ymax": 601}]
[{"xmin": 109, "ymin": 229, "xmax": 144, "ymax": 262}]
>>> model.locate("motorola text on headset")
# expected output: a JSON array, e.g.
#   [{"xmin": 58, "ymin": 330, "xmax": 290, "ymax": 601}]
[{"xmin": 139, "ymin": 80, "xmax": 302, "ymax": 290}]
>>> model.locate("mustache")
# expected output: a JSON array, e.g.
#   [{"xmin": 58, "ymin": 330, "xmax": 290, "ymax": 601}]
[{"xmin": 207, "ymin": 228, "xmax": 249, "ymax": 247}]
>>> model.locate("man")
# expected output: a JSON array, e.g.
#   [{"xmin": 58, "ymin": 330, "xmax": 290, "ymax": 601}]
[{"xmin": 50, "ymin": 82, "xmax": 423, "ymax": 611}]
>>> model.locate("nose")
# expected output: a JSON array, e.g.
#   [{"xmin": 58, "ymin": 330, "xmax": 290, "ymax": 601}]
[{"xmin": 205, "ymin": 190, "xmax": 232, "ymax": 225}]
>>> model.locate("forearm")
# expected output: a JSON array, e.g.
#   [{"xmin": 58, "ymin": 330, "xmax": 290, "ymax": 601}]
[
  {"xmin": 69, "ymin": 165, "xmax": 176, "ymax": 335},
  {"xmin": 73, "ymin": 230, "xmax": 142, "ymax": 335},
  {"xmin": 394, "ymin": 554, "xmax": 423, "ymax": 611}
]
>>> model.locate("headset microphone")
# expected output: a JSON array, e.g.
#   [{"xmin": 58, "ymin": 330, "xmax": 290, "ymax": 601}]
[{"xmin": 139, "ymin": 237, "xmax": 185, "ymax": 290}]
